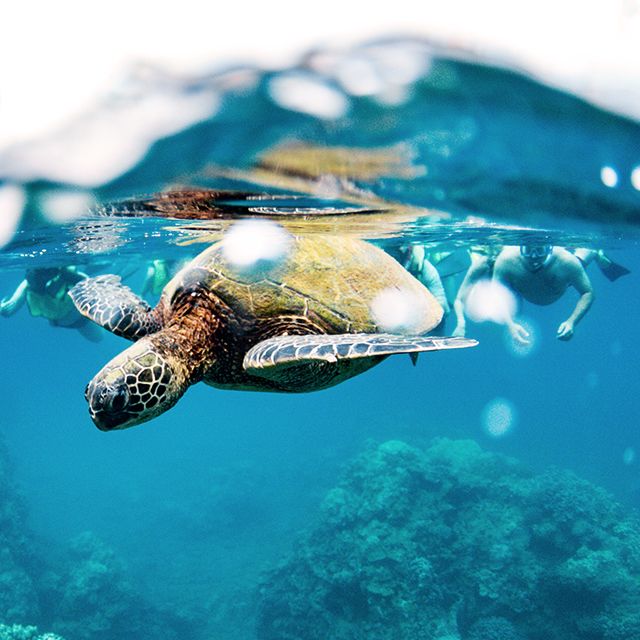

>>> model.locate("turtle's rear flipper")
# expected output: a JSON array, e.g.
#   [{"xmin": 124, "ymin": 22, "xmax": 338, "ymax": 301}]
[
  {"xmin": 69, "ymin": 275, "xmax": 163, "ymax": 341},
  {"xmin": 598, "ymin": 260, "xmax": 631, "ymax": 282},
  {"xmin": 244, "ymin": 333, "xmax": 477, "ymax": 373}
]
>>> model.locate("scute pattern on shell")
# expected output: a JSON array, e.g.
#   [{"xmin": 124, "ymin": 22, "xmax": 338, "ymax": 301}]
[{"xmin": 163, "ymin": 235, "xmax": 442, "ymax": 336}]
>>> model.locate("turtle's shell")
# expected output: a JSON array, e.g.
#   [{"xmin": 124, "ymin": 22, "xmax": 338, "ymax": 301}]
[{"xmin": 161, "ymin": 235, "xmax": 442, "ymax": 335}]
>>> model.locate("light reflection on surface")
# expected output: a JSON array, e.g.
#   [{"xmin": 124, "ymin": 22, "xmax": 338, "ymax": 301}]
[
  {"xmin": 0, "ymin": 184, "xmax": 25, "ymax": 248},
  {"xmin": 267, "ymin": 73, "xmax": 350, "ymax": 119},
  {"xmin": 42, "ymin": 190, "xmax": 96, "ymax": 224}
]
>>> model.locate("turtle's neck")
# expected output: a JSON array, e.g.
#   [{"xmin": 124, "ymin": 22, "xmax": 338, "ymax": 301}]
[{"xmin": 149, "ymin": 289, "xmax": 224, "ymax": 386}]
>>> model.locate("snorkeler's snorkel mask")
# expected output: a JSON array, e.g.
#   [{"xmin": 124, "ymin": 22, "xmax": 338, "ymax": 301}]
[{"xmin": 520, "ymin": 244, "xmax": 553, "ymax": 271}]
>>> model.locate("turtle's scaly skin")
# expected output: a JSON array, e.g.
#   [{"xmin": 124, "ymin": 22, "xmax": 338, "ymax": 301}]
[{"xmin": 159, "ymin": 235, "xmax": 442, "ymax": 391}]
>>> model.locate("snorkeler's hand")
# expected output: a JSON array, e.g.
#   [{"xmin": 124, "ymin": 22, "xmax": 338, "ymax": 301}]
[
  {"xmin": 452, "ymin": 323, "xmax": 466, "ymax": 338},
  {"xmin": 0, "ymin": 298, "xmax": 17, "ymax": 316},
  {"xmin": 557, "ymin": 320, "xmax": 574, "ymax": 341},
  {"xmin": 508, "ymin": 322, "xmax": 530, "ymax": 346}
]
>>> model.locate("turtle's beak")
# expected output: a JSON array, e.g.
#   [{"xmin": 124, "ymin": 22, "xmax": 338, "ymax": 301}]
[
  {"xmin": 91, "ymin": 410, "xmax": 127, "ymax": 432},
  {"xmin": 85, "ymin": 377, "xmax": 134, "ymax": 431}
]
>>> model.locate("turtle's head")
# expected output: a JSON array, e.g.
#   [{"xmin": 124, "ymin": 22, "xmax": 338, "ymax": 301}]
[{"xmin": 84, "ymin": 339, "xmax": 187, "ymax": 430}]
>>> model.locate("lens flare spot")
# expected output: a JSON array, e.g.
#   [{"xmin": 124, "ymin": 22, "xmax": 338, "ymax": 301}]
[
  {"xmin": 631, "ymin": 166, "xmax": 640, "ymax": 191},
  {"xmin": 600, "ymin": 166, "xmax": 618, "ymax": 188},
  {"xmin": 0, "ymin": 184, "xmax": 25, "ymax": 248},
  {"xmin": 222, "ymin": 220, "xmax": 292, "ymax": 269},
  {"xmin": 370, "ymin": 287, "xmax": 422, "ymax": 333},
  {"xmin": 482, "ymin": 398, "xmax": 516, "ymax": 438},
  {"xmin": 466, "ymin": 279, "xmax": 516, "ymax": 325},
  {"xmin": 623, "ymin": 448, "xmax": 636, "ymax": 465}
]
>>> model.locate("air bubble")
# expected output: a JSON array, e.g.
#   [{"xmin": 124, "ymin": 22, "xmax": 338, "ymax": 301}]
[{"xmin": 482, "ymin": 398, "xmax": 516, "ymax": 438}]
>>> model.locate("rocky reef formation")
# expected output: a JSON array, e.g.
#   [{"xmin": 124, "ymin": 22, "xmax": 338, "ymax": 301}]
[
  {"xmin": 0, "ymin": 441, "xmax": 44, "ymax": 629},
  {"xmin": 256, "ymin": 439, "xmax": 640, "ymax": 640},
  {"xmin": 0, "ymin": 624, "xmax": 63, "ymax": 640},
  {"xmin": 0, "ymin": 439, "xmax": 193, "ymax": 640}
]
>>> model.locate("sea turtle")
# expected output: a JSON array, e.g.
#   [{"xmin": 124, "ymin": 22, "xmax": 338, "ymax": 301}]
[{"xmin": 69, "ymin": 232, "xmax": 477, "ymax": 430}]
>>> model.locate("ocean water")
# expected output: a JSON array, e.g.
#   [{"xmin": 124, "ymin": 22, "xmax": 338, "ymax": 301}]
[{"xmin": 1, "ymin": 39, "xmax": 640, "ymax": 640}]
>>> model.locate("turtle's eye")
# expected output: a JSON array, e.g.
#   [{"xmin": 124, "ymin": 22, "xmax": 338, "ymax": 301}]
[{"xmin": 106, "ymin": 385, "xmax": 129, "ymax": 413}]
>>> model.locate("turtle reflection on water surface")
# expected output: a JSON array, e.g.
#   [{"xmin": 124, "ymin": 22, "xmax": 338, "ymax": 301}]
[{"xmin": 70, "ymin": 233, "xmax": 476, "ymax": 431}]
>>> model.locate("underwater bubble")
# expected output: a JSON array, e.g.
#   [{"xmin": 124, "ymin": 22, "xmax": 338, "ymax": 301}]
[
  {"xmin": 370, "ymin": 287, "xmax": 422, "ymax": 333},
  {"xmin": 585, "ymin": 371, "xmax": 599, "ymax": 389},
  {"xmin": 268, "ymin": 73, "xmax": 349, "ymax": 119},
  {"xmin": 222, "ymin": 220, "xmax": 292, "ymax": 268},
  {"xmin": 623, "ymin": 448, "xmax": 636, "ymax": 465},
  {"xmin": 466, "ymin": 279, "xmax": 517, "ymax": 324},
  {"xmin": 503, "ymin": 317, "xmax": 540, "ymax": 358},
  {"xmin": 482, "ymin": 398, "xmax": 516, "ymax": 438},
  {"xmin": 631, "ymin": 166, "xmax": 640, "ymax": 191},
  {"xmin": 0, "ymin": 183, "xmax": 25, "ymax": 248},
  {"xmin": 42, "ymin": 190, "xmax": 95, "ymax": 223},
  {"xmin": 600, "ymin": 166, "xmax": 619, "ymax": 187}
]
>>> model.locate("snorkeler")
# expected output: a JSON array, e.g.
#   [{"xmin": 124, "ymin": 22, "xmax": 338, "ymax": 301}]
[
  {"xmin": 0, "ymin": 267, "xmax": 102, "ymax": 341},
  {"xmin": 493, "ymin": 245, "xmax": 594, "ymax": 344},
  {"xmin": 401, "ymin": 245, "xmax": 450, "ymax": 316},
  {"xmin": 141, "ymin": 258, "xmax": 191, "ymax": 298},
  {"xmin": 452, "ymin": 245, "xmax": 503, "ymax": 337}
]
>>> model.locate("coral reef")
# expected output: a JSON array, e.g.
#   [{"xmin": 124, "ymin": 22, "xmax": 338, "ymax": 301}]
[
  {"xmin": 0, "ymin": 624, "xmax": 63, "ymax": 640},
  {"xmin": 0, "ymin": 438, "xmax": 193, "ymax": 640},
  {"xmin": 0, "ymin": 441, "xmax": 41, "ymax": 625},
  {"xmin": 44, "ymin": 532, "xmax": 192, "ymax": 640},
  {"xmin": 256, "ymin": 439, "xmax": 640, "ymax": 640}
]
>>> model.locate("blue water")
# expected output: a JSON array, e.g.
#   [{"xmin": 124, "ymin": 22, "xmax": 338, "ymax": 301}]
[{"xmin": 1, "ymin": 39, "xmax": 640, "ymax": 640}]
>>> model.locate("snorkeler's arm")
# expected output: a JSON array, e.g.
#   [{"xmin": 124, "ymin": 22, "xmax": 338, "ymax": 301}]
[
  {"xmin": 452, "ymin": 297, "xmax": 466, "ymax": 337},
  {"xmin": 493, "ymin": 255, "xmax": 531, "ymax": 345},
  {"xmin": 403, "ymin": 245, "xmax": 425, "ymax": 273},
  {"xmin": 557, "ymin": 260, "xmax": 594, "ymax": 341},
  {"xmin": 141, "ymin": 263, "xmax": 158, "ymax": 296},
  {"xmin": 452, "ymin": 258, "xmax": 489, "ymax": 336},
  {"xmin": 420, "ymin": 259, "xmax": 449, "ymax": 315},
  {"xmin": 0, "ymin": 279, "xmax": 28, "ymax": 316}
]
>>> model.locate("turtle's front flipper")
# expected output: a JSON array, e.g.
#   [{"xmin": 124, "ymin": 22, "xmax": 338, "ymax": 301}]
[
  {"xmin": 243, "ymin": 333, "xmax": 477, "ymax": 390},
  {"xmin": 69, "ymin": 275, "xmax": 163, "ymax": 341}
]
